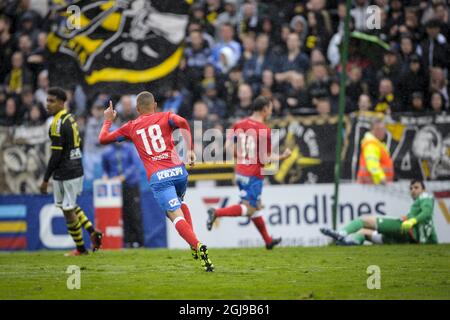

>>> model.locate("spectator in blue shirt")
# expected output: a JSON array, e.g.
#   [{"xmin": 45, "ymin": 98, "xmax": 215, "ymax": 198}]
[
  {"xmin": 274, "ymin": 33, "xmax": 310, "ymax": 93},
  {"xmin": 210, "ymin": 23, "xmax": 241, "ymax": 72},
  {"xmin": 243, "ymin": 33, "xmax": 276, "ymax": 93},
  {"xmin": 102, "ymin": 141, "xmax": 144, "ymax": 248}
]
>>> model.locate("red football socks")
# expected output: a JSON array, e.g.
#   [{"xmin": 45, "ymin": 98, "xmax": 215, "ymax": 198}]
[
  {"xmin": 181, "ymin": 203, "xmax": 193, "ymax": 230},
  {"xmin": 215, "ymin": 204, "xmax": 244, "ymax": 217},
  {"xmin": 173, "ymin": 217, "xmax": 199, "ymax": 248},
  {"xmin": 252, "ymin": 216, "xmax": 272, "ymax": 244}
]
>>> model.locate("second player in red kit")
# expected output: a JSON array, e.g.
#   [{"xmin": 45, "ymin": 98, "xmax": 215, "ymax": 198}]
[{"xmin": 206, "ymin": 96, "xmax": 292, "ymax": 249}]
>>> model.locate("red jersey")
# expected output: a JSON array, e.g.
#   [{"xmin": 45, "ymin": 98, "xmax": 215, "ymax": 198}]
[
  {"xmin": 229, "ymin": 117, "xmax": 271, "ymax": 179},
  {"xmin": 99, "ymin": 111, "xmax": 192, "ymax": 179}
]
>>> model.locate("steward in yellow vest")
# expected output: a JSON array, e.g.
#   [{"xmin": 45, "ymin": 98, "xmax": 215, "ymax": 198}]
[{"xmin": 357, "ymin": 120, "xmax": 394, "ymax": 184}]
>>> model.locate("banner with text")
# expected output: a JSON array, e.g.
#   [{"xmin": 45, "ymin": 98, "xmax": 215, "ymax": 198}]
[{"xmin": 167, "ymin": 181, "xmax": 450, "ymax": 248}]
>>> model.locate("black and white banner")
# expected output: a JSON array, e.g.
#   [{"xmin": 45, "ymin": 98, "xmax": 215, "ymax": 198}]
[{"xmin": 47, "ymin": 0, "xmax": 190, "ymax": 95}]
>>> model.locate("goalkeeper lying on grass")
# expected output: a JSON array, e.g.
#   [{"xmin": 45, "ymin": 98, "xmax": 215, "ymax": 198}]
[{"xmin": 321, "ymin": 180, "xmax": 438, "ymax": 245}]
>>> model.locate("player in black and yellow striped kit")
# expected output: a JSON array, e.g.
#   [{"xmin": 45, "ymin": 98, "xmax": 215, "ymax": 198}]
[{"xmin": 40, "ymin": 87, "xmax": 103, "ymax": 256}]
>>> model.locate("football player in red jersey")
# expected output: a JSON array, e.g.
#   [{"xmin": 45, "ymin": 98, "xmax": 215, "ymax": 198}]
[
  {"xmin": 207, "ymin": 96, "xmax": 292, "ymax": 249},
  {"xmin": 99, "ymin": 91, "xmax": 214, "ymax": 271}
]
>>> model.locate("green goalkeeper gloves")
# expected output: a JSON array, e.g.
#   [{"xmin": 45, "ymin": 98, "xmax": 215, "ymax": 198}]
[{"xmin": 401, "ymin": 218, "xmax": 417, "ymax": 232}]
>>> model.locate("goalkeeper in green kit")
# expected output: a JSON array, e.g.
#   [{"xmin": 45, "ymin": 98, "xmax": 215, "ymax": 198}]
[{"xmin": 320, "ymin": 180, "xmax": 438, "ymax": 245}]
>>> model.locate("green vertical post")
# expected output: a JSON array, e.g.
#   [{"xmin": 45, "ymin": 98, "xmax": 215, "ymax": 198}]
[{"xmin": 332, "ymin": 0, "xmax": 352, "ymax": 231}]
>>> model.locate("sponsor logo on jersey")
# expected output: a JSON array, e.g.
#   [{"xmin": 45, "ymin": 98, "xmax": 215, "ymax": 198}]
[
  {"xmin": 156, "ymin": 167, "xmax": 183, "ymax": 180},
  {"xmin": 151, "ymin": 152, "xmax": 169, "ymax": 161}
]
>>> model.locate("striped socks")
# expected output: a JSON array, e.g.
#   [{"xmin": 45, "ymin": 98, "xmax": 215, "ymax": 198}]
[{"xmin": 66, "ymin": 220, "xmax": 86, "ymax": 252}]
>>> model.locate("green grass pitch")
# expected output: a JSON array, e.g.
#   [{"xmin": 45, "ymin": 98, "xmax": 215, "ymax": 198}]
[{"xmin": 1, "ymin": 245, "xmax": 449, "ymax": 300}]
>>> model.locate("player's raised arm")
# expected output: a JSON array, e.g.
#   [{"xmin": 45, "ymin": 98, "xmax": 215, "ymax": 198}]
[{"xmin": 98, "ymin": 101, "xmax": 129, "ymax": 145}]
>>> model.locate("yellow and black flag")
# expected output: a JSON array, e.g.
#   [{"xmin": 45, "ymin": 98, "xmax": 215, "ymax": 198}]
[{"xmin": 47, "ymin": 0, "xmax": 191, "ymax": 95}]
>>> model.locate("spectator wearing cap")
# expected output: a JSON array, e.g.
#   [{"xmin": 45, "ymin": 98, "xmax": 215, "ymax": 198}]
[
  {"xmin": 419, "ymin": 19, "xmax": 448, "ymax": 71},
  {"xmin": 290, "ymin": 15, "xmax": 309, "ymax": 47},
  {"xmin": 375, "ymin": 45, "xmax": 402, "ymax": 86},
  {"xmin": 397, "ymin": 54, "xmax": 428, "ymax": 110},
  {"xmin": 16, "ymin": 10, "xmax": 40, "ymax": 45},
  {"xmin": 411, "ymin": 91, "xmax": 426, "ymax": 112}
]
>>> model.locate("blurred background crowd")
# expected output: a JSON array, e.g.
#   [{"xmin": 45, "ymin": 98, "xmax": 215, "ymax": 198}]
[{"xmin": 0, "ymin": 0, "xmax": 449, "ymax": 138}]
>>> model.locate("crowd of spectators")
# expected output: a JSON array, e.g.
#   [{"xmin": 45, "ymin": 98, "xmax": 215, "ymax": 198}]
[{"xmin": 1, "ymin": 0, "xmax": 450, "ymax": 134}]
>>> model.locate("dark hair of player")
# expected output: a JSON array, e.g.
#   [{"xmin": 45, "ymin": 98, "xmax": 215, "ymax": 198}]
[
  {"xmin": 410, "ymin": 179, "xmax": 425, "ymax": 189},
  {"xmin": 47, "ymin": 87, "xmax": 67, "ymax": 102},
  {"xmin": 252, "ymin": 96, "xmax": 271, "ymax": 112}
]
